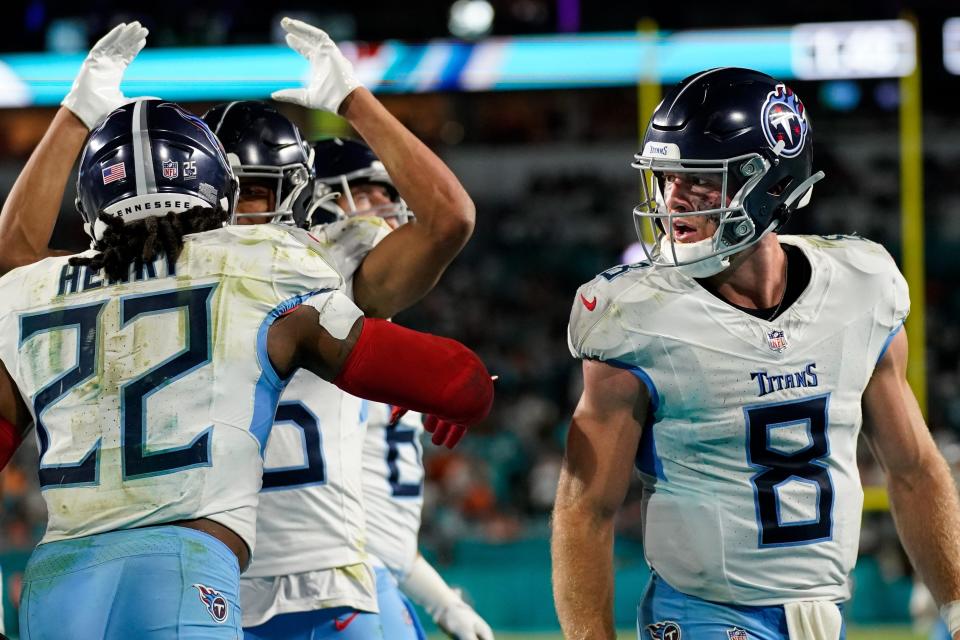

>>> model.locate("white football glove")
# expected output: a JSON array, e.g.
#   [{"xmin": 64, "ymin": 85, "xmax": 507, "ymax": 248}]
[
  {"xmin": 434, "ymin": 597, "xmax": 495, "ymax": 640},
  {"xmin": 61, "ymin": 22, "xmax": 149, "ymax": 130},
  {"xmin": 271, "ymin": 17, "xmax": 360, "ymax": 114},
  {"xmin": 401, "ymin": 555, "xmax": 495, "ymax": 640}
]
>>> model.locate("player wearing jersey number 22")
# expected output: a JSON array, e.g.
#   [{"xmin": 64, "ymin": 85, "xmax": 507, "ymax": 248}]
[
  {"xmin": 0, "ymin": 28, "xmax": 493, "ymax": 638},
  {"xmin": 552, "ymin": 67, "xmax": 960, "ymax": 640}
]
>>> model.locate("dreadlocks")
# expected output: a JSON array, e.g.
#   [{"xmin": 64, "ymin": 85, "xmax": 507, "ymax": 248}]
[{"xmin": 70, "ymin": 206, "xmax": 229, "ymax": 282}]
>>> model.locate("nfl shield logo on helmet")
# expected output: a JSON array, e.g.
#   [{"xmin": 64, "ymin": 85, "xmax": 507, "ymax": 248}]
[
  {"xmin": 162, "ymin": 159, "xmax": 178, "ymax": 179},
  {"xmin": 192, "ymin": 583, "xmax": 228, "ymax": 623},
  {"xmin": 767, "ymin": 329, "xmax": 788, "ymax": 352},
  {"xmin": 646, "ymin": 620, "xmax": 682, "ymax": 640},
  {"xmin": 761, "ymin": 83, "xmax": 808, "ymax": 158},
  {"xmin": 727, "ymin": 628, "xmax": 749, "ymax": 640}
]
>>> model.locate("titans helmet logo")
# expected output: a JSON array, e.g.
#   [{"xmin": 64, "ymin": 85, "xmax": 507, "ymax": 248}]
[{"xmin": 761, "ymin": 84, "xmax": 809, "ymax": 158}]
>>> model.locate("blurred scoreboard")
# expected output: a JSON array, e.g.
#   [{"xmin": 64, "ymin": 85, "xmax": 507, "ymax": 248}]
[{"xmin": 0, "ymin": 19, "xmax": 917, "ymax": 107}]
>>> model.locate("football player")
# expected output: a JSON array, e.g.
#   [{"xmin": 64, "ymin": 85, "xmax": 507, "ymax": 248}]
[
  {"xmin": 312, "ymin": 137, "xmax": 494, "ymax": 640},
  {"xmin": 210, "ymin": 24, "xmax": 488, "ymax": 640},
  {"xmin": 203, "ymin": 100, "xmax": 315, "ymax": 227},
  {"xmin": 0, "ymin": 96, "xmax": 493, "ymax": 639},
  {"xmin": 200, "ymin": 102, "xmax": 387, "ymax": 638},
  {"xmin": 204, "ymin": 21, "xmax": 484, "ymax": 640},
  {"xmin": 552, "ymin": 67, "xmax": 960, "ymax": 640}
]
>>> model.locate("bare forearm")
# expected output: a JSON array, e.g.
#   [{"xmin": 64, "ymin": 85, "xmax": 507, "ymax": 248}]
[
  {"xmin": 339, "ymin": 88, "xmax": 474, "ymax": 316},
  {"xmin": 888, "ymin": 457, "xmax": 960, "ymax": 606},
  {"xmin": 551, "ymin": 506, "xmax": 617, "ymax": 640},
  {"xmin": 0, "ymin": 107, "xmax": 87, "ymax": 272},
  {"xmin": 341, "ymin": 89, "xmax": 474, "ymax": 240}
]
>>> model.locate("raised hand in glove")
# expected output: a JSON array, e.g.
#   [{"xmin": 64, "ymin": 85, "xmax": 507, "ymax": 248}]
[
  {"xmin": 62, "ymin": 22, "xmax": 149, "ymax": 129},
  {"xmin": 271, "ymin": 17, "xmax": 361, "ymax": 114}
]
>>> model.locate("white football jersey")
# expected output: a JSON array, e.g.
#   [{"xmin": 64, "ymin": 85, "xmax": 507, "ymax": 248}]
[
  {"xmin": 362, "ymin": 403, "xmax": 425, "ymax": 577},
  {"xmin": 0, "ymin": 224, "xmax": 345, "ymax": 554},
  {"xmin": 568, "ymin": 235, "xmax": 909, "ymax": 605},
  {"xmin": 241, "ymin": 217, "xmax": 390, "ymax": 624}
]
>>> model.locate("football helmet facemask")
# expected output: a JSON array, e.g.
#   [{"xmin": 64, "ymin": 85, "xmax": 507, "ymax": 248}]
[
  {"xmin": 633, "ymin": 67, "xmax": 825, "ymax": 277},
  {"xmin": 202, "ymin": 100, "xmax": 314, "ymax": 226},
  {"xmin": 308, "ymin": 137, "xmax": 411, "ymax": 227}
]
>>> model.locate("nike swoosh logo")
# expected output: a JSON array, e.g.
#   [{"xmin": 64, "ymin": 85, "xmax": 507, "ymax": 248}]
[
  {"xmin": 334, "ymin": 612, "xmax": 360, "ymax": 632},
  {"xmin": 580, "ymin": 294, "xmax": 597, "ymax": 311}
]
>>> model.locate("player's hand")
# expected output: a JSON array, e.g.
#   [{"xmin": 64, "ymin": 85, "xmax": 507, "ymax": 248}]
[
  {"xmin": 435, "ymin": 597, "xmax": 495, "ymax": 640},
  {"xmin": 61, "ymin": 22, "xmax": 149, "ymax": 130},
  {"xmin": 271, "ymin": 17, "xmax": 360, "ymax": 114},
  {"xmin": 423, "ymin": 414, "xmax": 467, "ymax": 449}
]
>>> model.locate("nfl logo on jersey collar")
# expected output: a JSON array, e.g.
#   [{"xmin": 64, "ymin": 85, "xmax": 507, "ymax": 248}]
[{"xmin": 767, "ymin": 329, "xmax": 788, "ymax": 352}]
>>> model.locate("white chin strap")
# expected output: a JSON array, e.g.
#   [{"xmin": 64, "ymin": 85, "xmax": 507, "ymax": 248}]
[{"xmin": 659, "ymin": 235, "xmax": 731, "ymax": 278}]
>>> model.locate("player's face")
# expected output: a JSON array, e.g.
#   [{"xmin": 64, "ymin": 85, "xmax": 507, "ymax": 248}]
[
  {"xmin": 235, "ymin": 180, "xmax": 276, "ymax": 225},
  {"xmin": 661, "ymin": 171, "xmax": 726, "ymax": 243},
  {"xmin": 338, "ymin": 183, "xmax": 401, "ymax": 229}
]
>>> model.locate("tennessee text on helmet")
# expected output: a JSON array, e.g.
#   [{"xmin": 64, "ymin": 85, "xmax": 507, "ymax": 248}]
[
  {"xmin": 633, "ymin": 67, "xmax": 825, "ymax": 277},
  {"xmin": 308, "ymin": 137, "xmax": 412, "ymax": 227},
  {"xmin": 75, "ymin": 99, "xmax": 238, "ymax": 243},
  {"xmin": 202, "ymin": 101, "xmax": 314, "ymax": 226}
]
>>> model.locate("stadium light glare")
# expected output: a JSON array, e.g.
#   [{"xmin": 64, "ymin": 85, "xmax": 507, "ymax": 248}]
[{"xmin": 449, "ymin": 0, "xmax": 495, "ymax": 39}]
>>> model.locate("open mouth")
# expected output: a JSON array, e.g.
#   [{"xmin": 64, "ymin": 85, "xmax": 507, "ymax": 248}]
[{"xmin": 671, "ymin": 219, "xmax": 700, "ymax": 243}]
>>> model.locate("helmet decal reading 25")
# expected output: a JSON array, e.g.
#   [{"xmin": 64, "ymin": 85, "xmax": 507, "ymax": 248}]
[{"xmin": 761, "ymin": 84, "xmax": 809, "ymax": 158}]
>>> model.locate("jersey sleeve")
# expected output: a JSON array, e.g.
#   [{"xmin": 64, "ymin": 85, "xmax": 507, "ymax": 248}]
[
  {"xmin": 257, "ymin": 225, "xmax": 346, "ymax": 295},
  {"xmin": 887, "ymin": 255, "xmax": 910, "ymax": 328},
  {"xmin": 567, "ymin": 274, "xmax": 632, "ymax": 362},
  {"xmin": 877, "ymin": 246, "xmax": 910, "ymax": 361},
  {"xmin": 307, "ymin": 218, "xmax": 391, "ymax": 297}
]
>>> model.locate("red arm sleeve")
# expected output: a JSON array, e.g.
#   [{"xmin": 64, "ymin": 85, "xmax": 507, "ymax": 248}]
[{"xmin": 333, "ymin": 318, "xmax": 493, "ymax": 426}]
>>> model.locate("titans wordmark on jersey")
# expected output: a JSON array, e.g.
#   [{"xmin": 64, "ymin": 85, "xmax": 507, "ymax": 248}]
[
  {"xmin": 0, "ymin": 224, "xmax": 344, "ymax": 553},
  {"xmin": 240, "ymin": 216, "xmax": 391, "ymax": 626},
  {"xmin": 568, "ymin": 235, "xmax": 909, "ymax": 605}
]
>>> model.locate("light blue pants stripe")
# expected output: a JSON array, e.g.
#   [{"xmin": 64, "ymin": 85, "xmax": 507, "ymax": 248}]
[{"xmin": 376, "ymin": 567, "xmax": 426, "ymax": 640}]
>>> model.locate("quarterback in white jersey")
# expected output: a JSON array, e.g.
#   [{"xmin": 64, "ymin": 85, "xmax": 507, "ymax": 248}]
[
  {"xmin": 569, "ymin": 234, "xmax": 905, "ymax": 604},
  {"xmin": 552, "ymin": 68, "xmax": 960, "ymax": 640}
]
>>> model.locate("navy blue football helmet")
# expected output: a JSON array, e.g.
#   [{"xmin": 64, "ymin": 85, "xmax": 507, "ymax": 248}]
[
  {"xmin": 307, "ymin": 137, "xmax": 411, "ymax": 227},
  {"xmin": 76, "ymin": 99, "xmax": 238, "ymax": 242},
  {"xmin": 633, "ymin": 67, "xmax": 824, "ymax": 272},
  {"xmin": 202, "ymin": 101, "xmax": 314, "ymax": 226}
]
